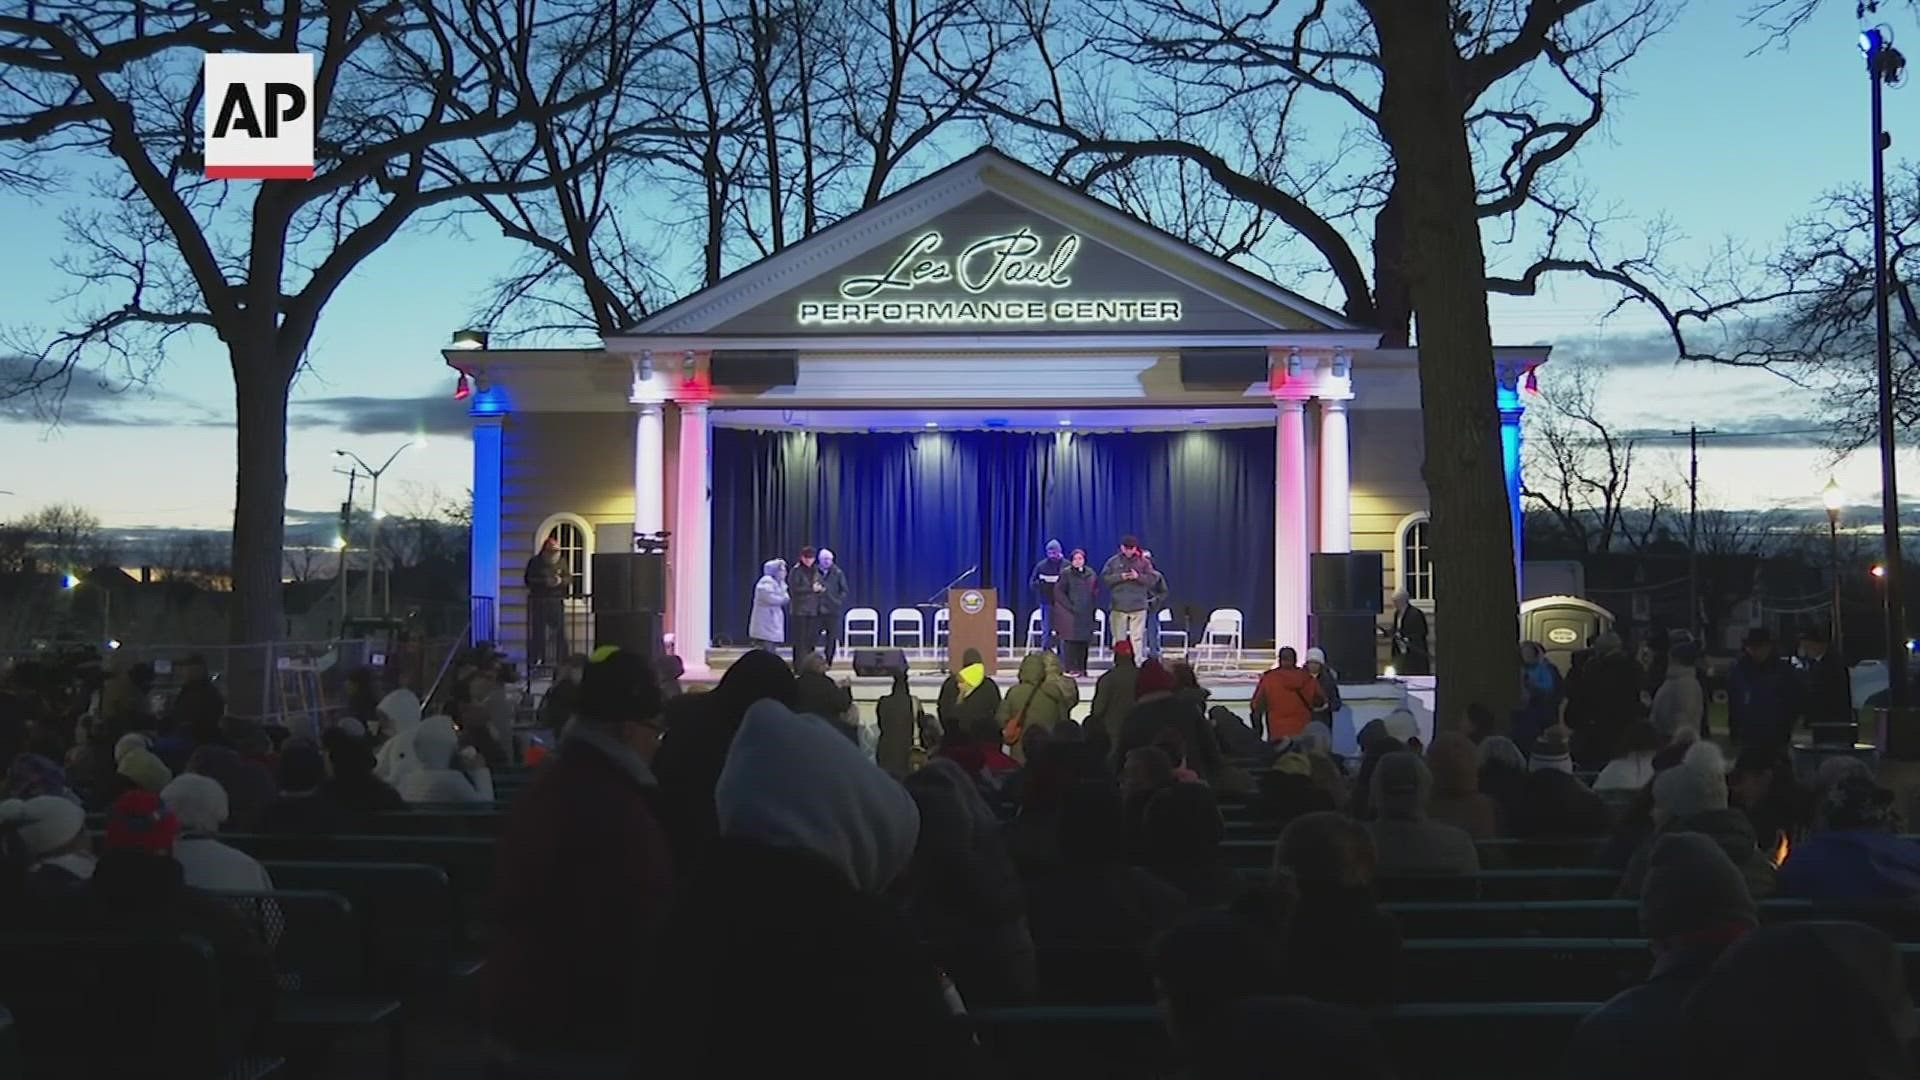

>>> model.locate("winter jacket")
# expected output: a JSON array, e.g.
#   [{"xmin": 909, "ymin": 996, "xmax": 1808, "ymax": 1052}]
[
  {"xmin": 1728, "ymin": 655, "xmax": 1804, "ymax": 747},
  {"xmin": 1099, "ymin": 552, "xmax": 1162, "ymax": 613},
  {"xmin": 1088, "ymin": 656, "xmax": 1139, "ymax": 742},
  {"xmin": 524, "ymin": 551, "xmax": 565, "ymax": 597},
  {"xmin": 1030, "ymin": 556, "xmax": 1065, "ymax": 612},
  {"xmin": 874, "ymin": 676, "xmax": 919, "ymax": 779},
  {"xmin": 1650, "ymin": 663, "xmax": 1706, "ymax": 739},
  {"xmin": 1510, "ymin": 769, "xmax": 1614, "ymax": 840},
  {"xmin": 790, "ymin": 561, "xmax": 825, "ymax": 617},
  {"xmin": 1777, "ymin": 829, "xmax": 1920, "ymax": 903},
  {"xmin": 749, "ymin": 561, "xmax": 788, "ymax": 642},
  {"xmin": 1251, "ymin": 665, "xmax": 1323, "ymax": 741},
  {"xmin": 936, "ymin": 664, "xmax": 1002, "ymax": 743},
  {"xmin": 1367, "ymin": 752, "xmax": 1481, "ymax": 875},
  {"xmin": 997, "ymin": 652, "xmax": 1079, "ymax": 736},
  {"xmin": 1594, "ymin": 752, "xmax": 1658, "ymax": 796},
  {"xmin": 903, "ymin": 759, "xmax": 1037, "ymax": 1007},
  {"xmin": 818, "ymin": 564, "xmax": 850, "ymax": 616},
  {"xmin": 371, "ymin": 689, "xmax": 424, "ymax": 787},
  {"xmin": 487, "ymin": 724, "xmax": 674, "ymax": 1054},
  {"xmin": 397, "ymin": 717, "xmax": 494, "ymax": 804},
  {"xmin": 1564, "ymin": 650, "xmax": 1644, "ymax": 767},
  {"xmin": 1803, "ymin": 649, "xmax": 1854, "ymax": 727},
  {"xmin": 1566, "ymin": 942, "xmax": 1732, "ymax": 1080},
  {"xmin": 174, "ymin": 836, "xmax": 275, "ymax": 893},
  {"xmin": 1424, "ymin": 733, "xmax": 1499, "ymax": 840},
  {"xmin": 1618, "ymin": 809, "xmax": 1778, "ymax": 900},
  {"xmin": 1052, "ymin": 564, "xmax": 1099, "ymax": 643}
]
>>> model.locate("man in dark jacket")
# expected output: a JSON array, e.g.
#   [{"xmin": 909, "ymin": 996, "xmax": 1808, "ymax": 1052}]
[
  {"xmin": 788, "ymin": 546, "xmax": 825, "ymax": 665},
  {"xmin": 1563, "ymin": 632, "xmax": 1643, "ymax": 769},
  {"xmin": 525, "ymin": 535, "xmax": 568, "ymax": 667},
  {"xmin": 487, "ymin": 647, "xmax": 672, "ymax": 1072},
  {"xmin": 1387, "ymin": 590, "xmax": 1430, "ymax": 676},
  {"xmin": 1100, "ymin": 536, "xmax": 1162, "ymax": 657},
  {"xmin": 1089, "ymin": 638, "xmax": 1140, "ymax": 746},
  {"xmin": 815, "ymin": 548, "xmax": 851, "ymax": 666},
  {"xmin": 1567, "ymin": 832, "xmax": 1757, "ymax": 1080},
  {"xmin": 163, "ymin": 654, "xmax": 224, "ymax": 738},
  {"xmin": 1728, "ymin": 627, "xmax": 1803, "ymax": 750},
  {"xmin": 1798, "ymin": 626, "xmax": 1853, "ymax": 732},
  {"xmin": 1030, "ymin": 540, "xmax": 1066, "ymax": 653},
  {"xmin": 874, "ymin": 668, "xmax": 919, "ymax": 778}
]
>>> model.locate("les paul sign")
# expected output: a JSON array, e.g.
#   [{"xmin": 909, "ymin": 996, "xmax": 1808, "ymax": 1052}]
[{"xmin": 796, "ymin": 227, "xmax": 1183, "ymax": 327}]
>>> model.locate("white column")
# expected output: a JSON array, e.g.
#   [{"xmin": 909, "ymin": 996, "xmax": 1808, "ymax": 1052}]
[
  {"xmin": 673, "ymin": 399, "xmax": 712, "ymax": 675},
  {"xmin": 1318, "ymin": 398, "xmax": 1352, "ymax": 554},
  {"xmin": 633, "ymin": 401, "xmax": 665, "ymax": 539},
  {"xmin": 1275, "ymin": 398, "xmax": 1310, "ymax": 653},
  {"xmin": 469, "ymin": 414, "xmax": 504, "ymax": 645}
]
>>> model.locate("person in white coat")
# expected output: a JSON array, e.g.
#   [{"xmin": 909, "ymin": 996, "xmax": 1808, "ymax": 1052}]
[
  {"xmin": 160, "ymin": 774, "xmax": 274, "ymax": 892},
  {"xmin": 372, "ymin": 689, "xmax": 424, "ymax": 786},
  {"xmin": 1650, "ymin": 642, "xmax": 1705, "ymax": 741},
  {"xmin": 749, "ymin": 558, "xmax": 789, "ymax": 652},
  {"xmin": 397, "ymin": 717, "xmax": 496, "ymax": 804}
]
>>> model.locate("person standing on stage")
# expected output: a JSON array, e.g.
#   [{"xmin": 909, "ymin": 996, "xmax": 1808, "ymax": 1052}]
[
  {"xmin": 788, "ymin": 546, "xmax": 825, "ymax": 664},
  {"xmin": 1030, "ymin": 540, "xmax": 1066, "ymax": 652},
  {"xmin": 1053, "ymin": 548, "xmax": 1099, "ymax": 676},
  {"xmin": 525, "ymin": 535, "xmax": 568, "ymax": 668},
  {"xmin": 749, "ymin": 559, "xmax": 789, "ymax": 652},
  {"xmin": 1387, "ymin": 590, "xmax": 1431, "ymax": 676},
  {"xmin": 816, "ymin": 548, "xmax": 851, "ymax": 667},
  {"xmin": 1101, "ymin": 536, "xmax": 1162, "ymax": 657},
  {"xmin": 1141, "ymin": 549, "xmax": 1169, "ymax": 657}
]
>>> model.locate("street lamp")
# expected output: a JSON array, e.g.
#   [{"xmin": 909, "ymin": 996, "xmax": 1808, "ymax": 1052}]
[
  {"xmin": 62, "ymin": 571, "xmax": 111, "ymax": 647},
  {"xmin": 334, "ymin": 437, "xmax": 425, "ymax": 618},
  {"xmin": 1824, "ymin": 478, "xmax": 1846, "ymax": 654},
  {"xmin": 1863, "ymin": 26, "xmax": 1911, "ymax": 713}
]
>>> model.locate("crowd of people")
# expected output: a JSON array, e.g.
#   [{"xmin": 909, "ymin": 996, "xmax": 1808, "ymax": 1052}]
[{"xmin": 0, "ymin": 614, "xmax": 1915, "ymax": 1077}]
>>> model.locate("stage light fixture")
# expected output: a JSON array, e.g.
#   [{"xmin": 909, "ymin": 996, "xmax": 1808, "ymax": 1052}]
[
  {"xmin": 924, "ymin": 421, "xmax": 938, "ymax": 429},
  {"xmin": 1058, "ymin": 418, "xmax": 1072, "ymax": 426},
  {"xmin": 450, "ymin": 328, "xmax": 488, "ymax": 350},
  {"xmin": 453, "ymin": 373, "xmax": 472, "ymax": 400}
]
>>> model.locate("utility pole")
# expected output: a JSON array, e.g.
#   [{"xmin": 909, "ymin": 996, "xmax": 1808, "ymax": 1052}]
[
  {"xmin": 334, "ymin": 462, "xmax": 360, "ymax": 628},
  {"xmin": 1866, "ymin": 27, "xmax": 1910, "ymax": 710},
  {"xmin": 1672, "ymin": 424, "xmax": 1716, "ymax": 641}
]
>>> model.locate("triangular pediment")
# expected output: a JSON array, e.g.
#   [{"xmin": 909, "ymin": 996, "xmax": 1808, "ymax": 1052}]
[{"xmin": 621, "ymin": 149, "xmax": 1363, "ymax": 339}]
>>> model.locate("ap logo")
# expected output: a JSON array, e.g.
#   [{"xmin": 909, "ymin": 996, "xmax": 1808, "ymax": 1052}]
[{"xmin": 203, "ymin": 52, "xmax": 314, "ymax": 180}]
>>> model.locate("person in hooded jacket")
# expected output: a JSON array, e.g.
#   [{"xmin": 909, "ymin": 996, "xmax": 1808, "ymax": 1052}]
[
  {"xmin": 651, "ymin": 698, "xmax": 979, "ymax": 1079},
  {"xmin": 1562, "ymin": 631, "xmax": 1643, "ymax": 769},
  {"xmin": 1088, "ymin": 638, "xmax": 1139, "ymax": 743},
  {"xmin": 1366, "ymin": 751, "xmax": 1481, "ymax": 875},
  {"xmin": 1141, "ymin": 781, "xmax": 1241, "ymax": 908},
  {"xmin": 1423, "ymin": 732, "xmax": 1498, "ymax": 840},
  {"xmin": 1727, "ymin": 627, "xmax": 1804, "ymax": 751},
  {"xmin": 1684, "ymin": 921, "xmax": 1916, "ymax": 1080},
  {"xmin": 0, "ymin": 795, "xmax": 95, "ymax": 906},
  {"xmin": 488, "ymin": 648, "xmax": 673, "ymax": 1074},
  {"xmin": 1777, "ymin": 773, "xmax": 1920, "ymax": 902},
  {"xmin": 874, "ymin": 668, "xmax": 920, "ymax": 779},
  {"xmin": 371, "ymin": 688, "xmax": 424, "ymax": 787},
  {"xmin": 1052, "ymin": 547, "xmax": 1099, "ymax": 675},
  {"xmin": 996, "ymin": 651, "xmax": 1079, "ymax": 751},
  {"xmin": 902, "ymin": 758, "xmax": 1036, "ymax": 1007},
  {"xmin": 1566, "ymin": 832, "xmax": 1758, "ymax": 1080},
  {"xmin": 650, "ymin": 650, "xmax": 798, "ymax": 876},
  {"xmin": 1114, "ymin": 660, "xmax": 1207, "ymax": 770},
  {"xmin": 259, "ymin": 741, "xmax": 349, "ymax": 835},
  {"xmin": 935, "ymin": 648, "xmax": 1000, "ymax": 742},
  {"xmin": 1023, "ymin": 780, "xmax": 1188, "ymax": 948},
  {"xmin": 162, "ymin": 773, "xmax": 274, "ymax": 892},
  {"xmin": 319, "ymin": 729, "xmax": 405, "ymax": 814},
  {"xmin": 1618, "ymin": 741, "xmax": 1776, "ymax": 900},
  {"xmin": 396, "ymin": 717, "xmax": 494, "ymax": 804},
  {"xmin": 1268, "ymin": 811, "xmax": 1403, "ymax": 1008},
  {"xmin": 1649, "ymin": 641, "xmax": 1705, "ymax": 740},
  {"xmin": 748, "ymin": 558, "xmax": 788, "ymax": 651}
]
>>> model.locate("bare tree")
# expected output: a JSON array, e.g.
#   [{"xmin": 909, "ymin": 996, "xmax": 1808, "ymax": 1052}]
[
  {"xmin": 1522, "ymin": 364, "xmax": 1669, "ymax": 553},
  {"xmin": 21, "ymin": 502, "xmax": 109, "ymax": 571},
  {"xmin": 0, "ymin": 2, "xmax": 656, "ymax": 703}
]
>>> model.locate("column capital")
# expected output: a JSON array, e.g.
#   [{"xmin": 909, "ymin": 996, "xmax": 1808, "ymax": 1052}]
[
  {"xmin": 1274, "ymin": 396, "xmax": 1308, "ymax": 413},
  {"xmin": 675, "ymin": 397, "xmax": 711, "ymax": 413},
  {"xmin": 1319, "ymin": 396, "xmax": 1351, "ymax": 412},
  {"xmin": 633, "ymin": 399, "xmax": 665, "ymax": 416}
]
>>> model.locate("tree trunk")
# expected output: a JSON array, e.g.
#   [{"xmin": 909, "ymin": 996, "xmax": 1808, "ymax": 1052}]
[
  {"xmin": 1366, "ymin": 0, "xmax": 1521, "ymax": 727},
  {"xmin": 227, "ymin": 345, "xmax": 294, "ymax": 719}
]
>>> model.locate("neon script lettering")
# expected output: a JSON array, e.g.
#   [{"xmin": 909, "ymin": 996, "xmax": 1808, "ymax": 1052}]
[{"xmin": 839, "ymin": 229, "xmax": 1078, "ymax": 299}]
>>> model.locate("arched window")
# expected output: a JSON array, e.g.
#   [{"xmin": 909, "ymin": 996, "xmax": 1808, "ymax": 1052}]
[
  {"xmin": 1396, "ymin": 513, "xmax": 1433, "ymax": 603},
  {"xmin": 533, "ymin": 513, "xmax": 593, "ymax": 598}
]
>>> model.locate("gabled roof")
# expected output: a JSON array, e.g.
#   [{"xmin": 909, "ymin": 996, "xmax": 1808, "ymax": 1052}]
[{"xmin": 618, "ymin": 147, "xmax": 1367, "ymax": 340}]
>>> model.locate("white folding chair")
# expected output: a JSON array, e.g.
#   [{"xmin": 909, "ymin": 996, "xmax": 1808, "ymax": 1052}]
[
  {"xmin": 843, "ymin": 607, "xmax": 880, "ymax": 649},
  {"xmin": 1025, "ymin": 609, "xmax": 1044, "ymax": 650},
  {"xmin": 1194, "ymin": 608, "xmax": 1244, "ymax": 673},
  {"xmin": 1157, "ymin": 608, "xmax": 1189, "ymax": 656},
  {"xmin": 887, "ymin": 608, "xmax": 924, "ymax": 657},
  {"xmin": 933, "ymin": 608, "xmax": 951, "ymax": 655},
  {"xmin": 1093, "ymin": 609, "xmax": 1108, "ymax": 660},
  {"xmin": 995, "ymin": 608, "xmax": 1016, "ymax": 657}
]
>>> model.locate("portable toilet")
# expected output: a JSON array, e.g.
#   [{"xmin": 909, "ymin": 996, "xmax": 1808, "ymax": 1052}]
[{"xmin": 1520, "ymin": 596, "xmax": 1615, "ymax": 674}]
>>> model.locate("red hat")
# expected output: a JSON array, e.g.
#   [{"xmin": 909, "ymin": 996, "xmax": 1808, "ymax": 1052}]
[
  {"xmin": 104, "ymin": 789, "xmax": 180, "ymax": 854},
  {"xmin": 1113, "ymin": 638, "xmax": 1134, "ymax": 658},
  {"xmin": 1136, "ymin": 658, "xmax": 1175, "ymax": 696}
]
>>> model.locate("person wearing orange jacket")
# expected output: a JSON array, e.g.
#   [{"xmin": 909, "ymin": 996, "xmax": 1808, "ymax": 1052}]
[{"xmin": 1250, "ymin": 647, "xmax": 1324, "ymax": 742}]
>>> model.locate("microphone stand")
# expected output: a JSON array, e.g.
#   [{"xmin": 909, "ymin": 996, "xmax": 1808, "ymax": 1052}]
[{"xmin": 918, "ymin": 564, "xmax": 979, "ymax": 607}]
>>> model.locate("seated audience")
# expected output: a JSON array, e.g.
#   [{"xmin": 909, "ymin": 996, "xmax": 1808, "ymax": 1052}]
[
  {"xmin": 1593, "ymin": 720, "xmax": 1661, "ymax": 798},
  {"xmin": 1366, "ymin": 751, "xmax": 1480, "ymax": 875},
  {"xmin": 372, "ymin": 688, "xmax": 425, "ymax": 785},
  {"xmin": 1146, "ymin": 911, "xmax": 1285, "ymax": 1071},
  {"xmin": 1121, "ymin": 746, "xmax": 1178, "ymax": 858},
  {"xmin": 1087, "ymin": 639, "xmax": 1140, "ymax": 745},
  {"xmin": 651, "ymin": 698, "xmax": 978, "ymax": 1077},
  {"xmin": 397, "ymin": 717, "xmax": 495, "ymax": 804},
  {"xmin": 1141, "ymin": 781, "xmax": 1241, "ymax": 908},
  {"xmin": 1728, "ymin": 745, "xmax": 1808, "ymax": 856},
  {"xmin": 488, "ymin": 648, "xmax": 672, "ymax": 1073},
  {"xmin": 1346, "ymin": 721, "xmax": 1405, "ymax": 822},
  {"xmin": 161, "ymin": 773, "xmax": 274, "ymax": 892},
  {"xmin": 1024, "ymin": 780, "xmax": 1187, "ymax": 947},
  {"xmin": 0, "ymin": 794, "xmax": 94, "ymax": 904},
  {"xmin": 1684, "ymin": 921, "xmax": 1916, "ymax": 1078},
  {"xmin": 1510, "ymin": 729, "xmax": 1613, "ymax": 840},
  {"xmin": 794, "ymin": 652, "xmax": 857, "ymax": 741},
  {"xmin": 1619, "ymin": 742, "xmax": 1776, "ymax": 899},
  {"xmin": 103, "ymin": 746, "xmax": 171, "ymax": 807},
  {"xmin": 902, "ymin": 758, "xmax": 1036, "ymax": 1007},
  {"xmin": 997, "ymin": 651, "xmax": 1078, "ymax": 751},
  {"xmin": 1567, "ymin": 832, "xmax": 1758, "ymax": 1080},
  {"xmin": 187, "ymin": 744, "xmax": 277, "ymax": 832},
  {"xmin": 936, "ymin": 648, "xmax": 1000, "ymax": 742},
  {"xmin": 1269, "ymin": 811, "xmax": 1402, "ymax": 1008},
  {"xmin": 1777, "ymin": 773, "xmax": 1920, "ymax": 902},
  {"xmin": 1476, "ymin": 734, "xmax": 1529, "ymax": 830},
  {"xmin": 651, "ymin": 650, "xmax": 798, "ymax": 876},
  {"xmin": 4, "ymin": 752, "xmax": 74, "ymax": 803},
  {"xmin": 1423, "ymin": 732, "xmax": 1498, "ymax": 839},
  {"xmin": 538, "ymin": 654, "xmax": 587, "ymax": 735},
  {"xmin": 319, "ymin": 729, "xmax": 405, "ymax": 813},
  {"xmin": 259, "ymin": 741, "xmax": 348, "ymax": 835},
  {"xmin": 1258, "ymin": 749, "xmax": 1337, "ymax": 828}
]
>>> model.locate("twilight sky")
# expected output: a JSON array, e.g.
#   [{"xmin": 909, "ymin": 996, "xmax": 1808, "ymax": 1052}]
[{"xmin": 0, "ymin": 1, "xmax": 1915, "ymax": 537}]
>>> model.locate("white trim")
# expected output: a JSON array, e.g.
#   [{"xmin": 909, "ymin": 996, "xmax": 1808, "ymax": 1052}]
[
  {"xmin": 1393, "ymin": 512, "xmax": 1434, "ymax": 607},
  {"xmin": 608, "ymin": 331, "xmax": 1379, "ymax": 354},
  {"xmin": 533, "ymin": 512, "xmax": 596, "ymax": 598}
]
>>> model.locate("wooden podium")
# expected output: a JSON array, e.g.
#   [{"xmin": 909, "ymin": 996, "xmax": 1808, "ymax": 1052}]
[{"xmin": 947, "ymin": 587, "xmax": 999, "ymax": 676}]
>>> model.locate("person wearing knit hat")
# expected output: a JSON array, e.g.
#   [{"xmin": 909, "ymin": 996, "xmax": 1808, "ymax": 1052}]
[
  {"xmin": 1135, "ymin": 658, "xmax": 1177, "ymax": 699},
  {"xmin": 103, "ymin": 788, "xmax": 180, "ymax": 855},
  {"xmin": 115, "ymin": 746, "xmax": 172, "ymax": 795},
  {"xmin": 1778, "ymin": 773, "xmax": 1920, "ymax": 902},
  {"xmin": 1424, "ymin": 731, "xmax": 1499, "ymax": 840},
  {"xmin": 1302, "ymin": 646, "xmax": 1343, "ymax": 728},
  {"xmin": 4, "ymin": 752, "xmax": 74, "ymax": 803},
  {"xmin": 1528, "ymin": 727, "xmax": 1574, "ymax": 773},
  {"xmin": 112, "ymin": 731, "xmax": 152, "ymax": 766},
  {"xmin": 1366, "ymin": 750, "xmax": 1481, "ymax": 875},
  {"xmin": 1251, "ymin": 647, "xmax": 1324, "ymax": 743},
  {"xmin": 1618, "ymin": 741, "xmax": 1777, "ymax": 900},
  {"xmin": 0, "ymin": 794, "xmax": 94, "ymax": 901},
  {"xmin": 161, "ymin": 774, "xmax": 274, "ymax": 892},
  {"xmin": 1088, "ymin": 636, "xmax": 1140, "ymax": 747},
  {"xmin": 1566, "ymin": 833, "xmax": 1757, "ymax": 1080},
  {"xmin": 650, "ymin": 698, "xmax": 975, "ymax": 1077}
]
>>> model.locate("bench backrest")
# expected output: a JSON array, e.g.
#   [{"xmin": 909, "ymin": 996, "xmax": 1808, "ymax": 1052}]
[
  {"xmin": 0, "ymin": 933, "xmax": 225, "ymax": 1078},
  {"xmin": 211, "ymin": 888, "xmax": 363, "ymax": 994},
  {"xmin": 260, "ymin": 860, "xmax": 455, "ymax": 995}
]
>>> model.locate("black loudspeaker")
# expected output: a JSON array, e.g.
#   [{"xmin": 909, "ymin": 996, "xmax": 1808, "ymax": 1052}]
[
  {"xmin": 853, "ymin": 648, "xmax": 909, "ymax": 677},
  {"xmin": 594, "ymin": 612, "xmax": 663, "ymax": 660},
  {"xmin": 1315, "ymin": 614, "xmax": 1378, "ymax": 681},
  {"xmin": 1178, "ymin": 347, "xmax": 1269, "ymax": 386},
  {"xmin": 591, "ymin": 553, "xmax": 665, "ymax": 612},
  {"xmin": 710, "ymin": 349, "xmax": 798, "ymax": 388},
  {"xmin": 1311, "ymin": 552, "xmax": 1385, "ymax": 614}
]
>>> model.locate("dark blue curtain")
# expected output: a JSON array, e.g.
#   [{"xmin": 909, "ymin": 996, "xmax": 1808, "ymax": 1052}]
[{"xmin": 708, "ymin": 427, "xmax": 1275, "ymax": 645}]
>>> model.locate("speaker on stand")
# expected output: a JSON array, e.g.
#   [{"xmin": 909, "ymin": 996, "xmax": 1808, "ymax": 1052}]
[
  {"xmin": 591, "ymin": 532, "xmax": 669, "ymax": 660},
  {"xmin": 1310, "ymin": 552, "xmax": 1384, "ymax": 681}
]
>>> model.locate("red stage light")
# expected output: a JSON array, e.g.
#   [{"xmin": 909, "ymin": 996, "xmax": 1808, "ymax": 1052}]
[{"xmin": 453, "ymin": 372, "xmax": 471, "ymax": 400}]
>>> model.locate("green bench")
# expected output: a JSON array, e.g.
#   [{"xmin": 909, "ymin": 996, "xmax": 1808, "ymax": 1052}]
[
  {"xmin": 358, "ymin": 810, "xmax": 508, "ymax": 837},
  {"xmin": 1225, "ymin": 867, "xmax": 1621, "ymax": 903},
  {"xmin": 224, "ymin": 834, "xmax": 497, "ymax": 938},
  {"xmin": 0, "ymin": 932, "xmax": 283, "ymax": 1079},
  {"xmin": 260, "ymin": 861, "xmax": 471, "ymax": 995}
]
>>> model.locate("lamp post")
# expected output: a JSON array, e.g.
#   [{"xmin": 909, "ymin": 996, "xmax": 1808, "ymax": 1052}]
[
  {"xmin": 1824, "ymin": 477, "xmax": 1846, "ymax": 655},
  {"xmin": 1863, "ymin": 26, "xmax": 1910, "ymax": 712},
  {"xmin": 334, "ymin": 438, "xmax": 424, "ymax": 618}
]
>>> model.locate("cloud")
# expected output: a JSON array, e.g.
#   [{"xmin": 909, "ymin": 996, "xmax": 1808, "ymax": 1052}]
[
  {"xmin": 1545, "ymin": 328, "xmax": 1686, "ymax": 369},
  {"xmin": 1614, "ymin": 412, "xmax": 1831, "ymax": 451},
  {"xmin": 290, "ymin": 393, "xmax": 470, "ymax": 437},
  {"xmin": 0, "ymin": 355, "xmax": 228, "ymax": 428}
]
